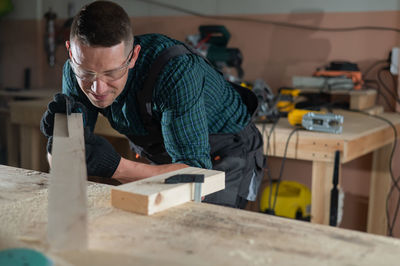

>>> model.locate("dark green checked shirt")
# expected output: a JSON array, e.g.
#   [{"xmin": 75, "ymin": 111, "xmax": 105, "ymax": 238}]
[{"xmin": 62, "ymin": 33, "xmax": 250, "ymax": 169}]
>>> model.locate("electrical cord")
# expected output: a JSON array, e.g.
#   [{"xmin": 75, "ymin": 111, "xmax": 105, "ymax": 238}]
[
  {"xmin": 347, "ymin": 109, "xmax": 399, "ymax": 236},
  {"xmin": 265, "ymin": 119, "xmax": 279, "ymax": 213},
  {"xmin": 135, "ymin": 0, "xmax": 400, "ymax": 34},
  {"xmin": 377, "ymin": 68, "xmax": 400, "ymax": 105},
  {"xmin": 271, "ymin": 127, "xmax": 302, "ymax": 212},
  {"xmin": 363, "ymin": 80, "xmax": 395, "ymax": 112},
  {"xmin": 363, "ymin": 60, "xmax": 389, "ymax": 78}
]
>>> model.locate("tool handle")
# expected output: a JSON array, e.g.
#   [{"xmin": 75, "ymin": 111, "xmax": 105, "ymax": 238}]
[{"xmin": 329, "ymin": 150, "xmax": 340, "ymax": 226}]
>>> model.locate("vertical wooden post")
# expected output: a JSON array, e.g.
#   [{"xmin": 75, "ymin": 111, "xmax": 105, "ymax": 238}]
[
  {"xmin": 311, "ymin": 160, "xmax": 335, "ymax": 224},
  {"xmin": 367, "ymin": 144, "xmax": 392, "ymax": 235},
  {"xmin": 47, "ymin": 113, "xmax": 87, "ymax": 250}
]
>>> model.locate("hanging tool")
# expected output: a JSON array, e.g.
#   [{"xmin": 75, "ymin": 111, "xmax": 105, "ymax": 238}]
[
  {"xmin": 165, "ymin": 174, "xmax": 205, "ymax": 202},
  {"xmin": 330, "ymin": 150, "xmax": 340, "ymax": 226},
  {"xmin": 43, "ymin": 8, "xmax": 73, "ymax": 67},
  {"xmin": 288, "ymin": 109, "xmax": 344, "ymax": 134}
]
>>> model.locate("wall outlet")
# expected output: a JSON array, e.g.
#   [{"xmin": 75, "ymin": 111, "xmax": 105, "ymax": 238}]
[{"xmin": 390, "ymin": 47, "xmax": 399, "ymax": 75}]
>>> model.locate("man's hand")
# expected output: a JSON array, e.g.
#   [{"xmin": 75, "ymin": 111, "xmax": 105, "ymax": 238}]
[
  {"xmin": 40, "ymin": 93, "xmax": 87, "ymax": 153},
  {"xmin": 84, "ymin": 127, "xmax": 121, "ymax": 178}
]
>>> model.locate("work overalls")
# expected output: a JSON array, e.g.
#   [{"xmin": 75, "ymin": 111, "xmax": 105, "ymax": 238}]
[{"xmin": 126, "ymin": 44, "xmax": 265, "ymax": 208}]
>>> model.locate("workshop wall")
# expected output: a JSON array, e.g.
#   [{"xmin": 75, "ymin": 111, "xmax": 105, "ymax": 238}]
[{"xmin": 1, "ymin": 1, "xmax": 400, "ymax": 235}]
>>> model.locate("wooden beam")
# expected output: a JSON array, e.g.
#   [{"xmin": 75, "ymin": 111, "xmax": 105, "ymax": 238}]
[
  {"xmin": 311, "ymin": 160, "xmax": 335, "ymax": 224},
  {"xmin": 47, "ymin": 113, "xmax": 87, "ymax": 251},
  {"xmin": 111, "ymin": 167, "xmax": 225, "ymax": 215},
  {"xmin": 367, "ymin": 143, "xmax": 392, "ymax": 235},
  {"xmin": 349, "ymin": 89, "xmax": 377, "ymax": 110}
]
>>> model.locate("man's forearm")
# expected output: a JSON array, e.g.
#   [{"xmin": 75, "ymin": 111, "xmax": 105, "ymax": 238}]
[{"xmin": 112, "ymin": 157, "xmax": 188, "ymax": 183}]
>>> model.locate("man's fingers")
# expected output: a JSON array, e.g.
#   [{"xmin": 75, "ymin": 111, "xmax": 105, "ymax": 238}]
[
  {"xmin": 40, "ymin": 110, "xmax": 54, "ymax": 137},
  {"xmin": 48, "ymin": 97, "xmax": 67, "ymax": 113}
]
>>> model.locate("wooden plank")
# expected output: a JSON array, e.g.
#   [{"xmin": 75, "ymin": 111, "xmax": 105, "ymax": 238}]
[
  {"xmin": 367, "ymin": 144, "xmax": 392, "ymax": 235},
  {"xmin": 345, "ymin": 122, "xmax": 400, "ymax": 163},
  {"xmin": 47, "ymin": 113, "xmax": 87, "ymax": 251},
  {"xmin": 111, "ymin": 167, "xmax": 225, "ymax": 215},
  {"xmin": 349, "ymin": 89, "xmax": 377, "ymax": 110}
]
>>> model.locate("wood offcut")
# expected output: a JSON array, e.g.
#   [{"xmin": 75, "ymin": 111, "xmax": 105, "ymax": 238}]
[{"xmin": 111, "ymin": 167, "xmax": 225, "ymax": 215}]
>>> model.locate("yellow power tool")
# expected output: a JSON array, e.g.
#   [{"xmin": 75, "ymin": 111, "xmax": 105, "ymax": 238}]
[
  {"xmin": 288, "ymin": 109, "xmax": 344, "ymax": 134},
  {"xmin": 276, "ymin": 88, "xmax": 301, "ymax": 114}
]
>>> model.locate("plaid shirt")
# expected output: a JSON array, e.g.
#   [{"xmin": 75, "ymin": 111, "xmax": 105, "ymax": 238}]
[{"xmin": 62, "ymin": 34, "xmax": 250, "ymax": 169}]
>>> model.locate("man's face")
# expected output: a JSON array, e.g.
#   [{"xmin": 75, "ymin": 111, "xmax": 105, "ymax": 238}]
[{"xmin": 67, "ymin": 39, "xmax": 140, "ymax": 108}]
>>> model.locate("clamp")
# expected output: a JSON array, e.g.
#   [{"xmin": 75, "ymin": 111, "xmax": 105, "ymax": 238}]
[{"xmin": 165, "ymin": 174, "xmax": 205, "ymax": 202}]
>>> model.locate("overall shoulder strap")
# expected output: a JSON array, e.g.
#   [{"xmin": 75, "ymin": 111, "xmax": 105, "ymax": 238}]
[{"xmin": 137, "ymin": 44, "xmax": 194, "ymax": 128}]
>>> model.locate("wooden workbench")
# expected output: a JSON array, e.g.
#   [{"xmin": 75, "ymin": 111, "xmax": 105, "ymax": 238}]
[
  {"xmin": 256, "ymin": 110, "xmax": 400, "ymax": 235},
  {"xmin": 8, "ymin": 99, "xmax": 124, "ymax": 171},
  {"xmin": 0, "ymin": 89, "xmax": 57, "ymax": 168},
  {"xmin": 8, "ymin": 99, "xmax": 400, "ymax": 235},
  {"xmin": 1, "ymin": 164, "xmax": 400, "ymax": 265}
]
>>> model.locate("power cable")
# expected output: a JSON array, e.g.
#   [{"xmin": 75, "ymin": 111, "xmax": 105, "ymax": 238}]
[
  {"xmin": 265, "ymin": 119, "xmax": 279, "ymax": 213},
  {"xmin": 136, "ymin": 0, "xmax": 400, "ymax": 34},
  {"xmin": 347, "ymin": 109, "xmax": 399, "ymax": 236},
  {"xmin": 377, "ymin": 68, "xmax": 400, "ymax": 106},
  {"xmin": 363, "ymin": 60, "xmax": 389, "ymax": 78},
  {"xmin": 364, "ymin": 79, "xmax": 395, "ymax": 112},
  {"xmin": 272, "ymin": 127, "xmax": 302, "ymax": 212}
]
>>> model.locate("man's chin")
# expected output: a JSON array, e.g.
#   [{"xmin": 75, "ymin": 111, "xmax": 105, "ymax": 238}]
[{"xmin": 89, "ymin": 98, "xmax": 112, "ymax": 108}]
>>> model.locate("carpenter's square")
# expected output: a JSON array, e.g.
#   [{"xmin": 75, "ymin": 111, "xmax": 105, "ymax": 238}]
[{"xmin": 165, "ymin": 174, "xmax": 205, "ymax": 202}]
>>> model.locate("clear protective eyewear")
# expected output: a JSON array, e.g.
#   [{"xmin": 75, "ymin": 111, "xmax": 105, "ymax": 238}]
[{"xmin": 68, "ymin": 47, "xmax": 134, "ymax": 82}]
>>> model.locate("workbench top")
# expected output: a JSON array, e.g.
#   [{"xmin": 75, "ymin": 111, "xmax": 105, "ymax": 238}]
[
  {"xmin": 1, "ymin": 165, "xmax": 400, "ymax": 265},
  {"xmin": 256, "ymin": 109, "xmax": 400, "ymax": 163}
]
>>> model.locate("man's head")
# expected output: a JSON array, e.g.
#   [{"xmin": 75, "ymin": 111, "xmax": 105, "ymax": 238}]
[{"xmin": 67, "ymin": 1, "xmax": 140, "ymax": 108}]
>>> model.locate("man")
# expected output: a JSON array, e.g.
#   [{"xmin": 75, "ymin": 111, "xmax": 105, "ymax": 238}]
[{"xmin": 40, "ymin": 1, "xmax": 265, "ymax": 208}]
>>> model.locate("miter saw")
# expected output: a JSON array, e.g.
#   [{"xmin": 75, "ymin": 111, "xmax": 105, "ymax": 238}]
[{"xmin": 186, "ymin": 25, "xmax": 244, "ymax": 82}]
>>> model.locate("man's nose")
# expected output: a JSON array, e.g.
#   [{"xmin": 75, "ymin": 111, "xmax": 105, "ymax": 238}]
[{"xmin": 90, "ymin": 78, "xmax": 108, "ymax": 94}]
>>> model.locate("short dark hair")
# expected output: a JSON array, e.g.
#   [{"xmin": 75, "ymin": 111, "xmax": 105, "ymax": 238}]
[{"xmin": 70, "ymin": 1, "xmax": 133, "ymax": 49}]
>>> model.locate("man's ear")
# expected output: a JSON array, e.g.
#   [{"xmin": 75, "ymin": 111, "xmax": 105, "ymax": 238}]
[
  {"xmin": 65, "ymin": 40, "xmax": 70, "ymax": 50},
  {"xmin": 129, "ymin": 44, "xmax": 141, "ymax": 69}
]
